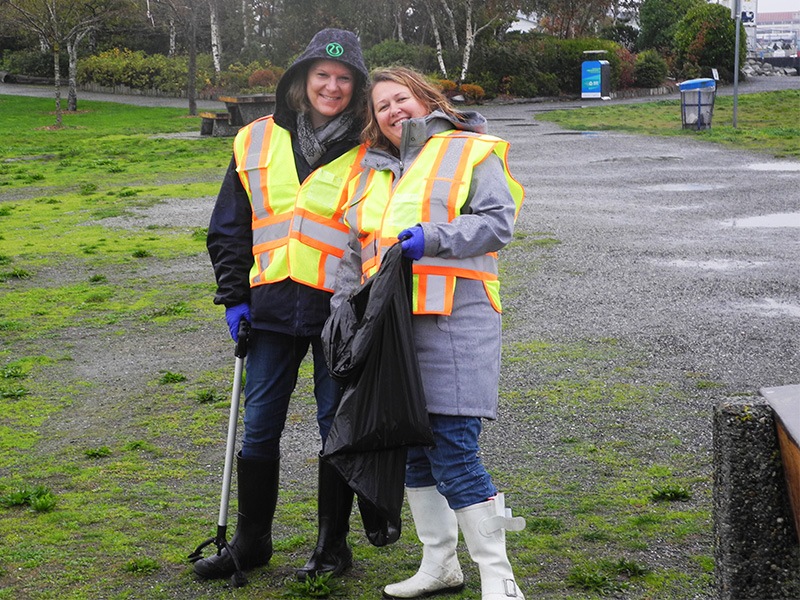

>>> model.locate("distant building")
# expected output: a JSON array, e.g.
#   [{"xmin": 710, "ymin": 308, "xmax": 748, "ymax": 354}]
[
  {"xmin": 509, "ymin": 12, "xmax": 539, "ymax": 34},
  {"xmin": 755, "ymin": 11, "xmax": 800, "ymax": 57}
]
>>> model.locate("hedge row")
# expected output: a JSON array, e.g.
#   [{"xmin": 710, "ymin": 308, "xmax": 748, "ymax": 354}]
[{"xmin": 4, "ymin": 36, "xmax": 674, "ymax": 100}]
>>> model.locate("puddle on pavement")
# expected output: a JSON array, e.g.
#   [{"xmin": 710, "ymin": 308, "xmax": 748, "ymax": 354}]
[
  {"xmin": 747, "ymin": 162, "xmax": 800, "ymax": 172},
  {"xmin": 642, "ymin": 183, "xmax": 726, "ymax": 192},
  {"xmin": 738, "ymin": 299, "xmax": 800, "ymax": 319},
  {"xmin": 662, "ymin": 259, "xmax": 766, "ymax": 270},
  {"xmin": 652, "ymin": 204, "xmax": 704, "ymax": 211},
  {"xmin": 542, "ymin": 131, "xmax": 606, "ymax": 136},
  {"xmin": 722, "ymin": 213, "xmax": 800, "ymax": 228},
  {"xmin": 594, "ymin": 155, "xmax": 683, "ymax": 163}
]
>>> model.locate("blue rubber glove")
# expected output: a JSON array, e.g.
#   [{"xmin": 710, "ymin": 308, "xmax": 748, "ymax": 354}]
[
  {"xmin": 225, "ymin": 303, "xmax": 251, "ymax": 342},
  {"xmin": 398, "ymin": 225, "xmax": 425, "ymax": 261}
]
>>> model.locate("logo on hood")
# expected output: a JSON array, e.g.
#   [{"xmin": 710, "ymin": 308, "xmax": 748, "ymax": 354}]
[{"xmin": 326, "ymin": 43, "xmax": 344, "ymax": 58}]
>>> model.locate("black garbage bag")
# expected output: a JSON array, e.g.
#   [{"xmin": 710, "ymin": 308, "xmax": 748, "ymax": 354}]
[{"xmin": 322, "ymin": 243, "xmax": 434, "ymax": 545}]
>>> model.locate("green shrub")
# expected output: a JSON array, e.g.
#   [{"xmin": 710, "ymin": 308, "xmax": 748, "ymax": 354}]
[
  {"xmin": 470, "ymin": 34, "xmax": 549, "ymax": 98},
  {"xmin": 533, "ymin": 36, "xmax": 623, "ymax": 95},
  {"xmin": 0, "ymin": 49, "xmax": 67, "ymax": 78},
  {"xmin": 634, "ymin": 50, "xmax": 669, "ymax": 88},
  {"xmin": 637, "ymin": 0, "xmax": 705, "ymax": 53},
  {"xmin": 364, "ymin": 40, "xmax": 438, "ymax": 72},
  {"xmin": 674, "ymin": 2, "xmax": 745, "ymax": 82},
  {"xmin": 78, "ymin": 48, "xmax": 200, "ymax": 94}
]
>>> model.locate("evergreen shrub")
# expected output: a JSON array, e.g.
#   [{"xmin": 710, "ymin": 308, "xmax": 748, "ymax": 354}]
[
  {"xmin": 674, "ymin": 2, "xmax": 744, "ymax": 82},
  {"xmin": 364, "ymin": 40, "xmax": 438, "ymax": 73},
  {"xmin": 633, "ymin": 50, "xmax": 668, "ymax": 88},
  {"xmin": 1, "ymin": 49, "xmax": 67, "ymax": 78}
]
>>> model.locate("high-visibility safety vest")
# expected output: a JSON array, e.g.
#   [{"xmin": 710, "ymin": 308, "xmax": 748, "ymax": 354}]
[
  {"xmin": 233, "ymin": 116, "xmax": 366, "ymax": 292},
  {"xmin": 346, "ymin": 130, "xmax": 524, "ymax": 315}
]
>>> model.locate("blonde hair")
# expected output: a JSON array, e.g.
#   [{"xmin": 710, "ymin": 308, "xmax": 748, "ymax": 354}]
[{"xmin": 362, "ymin": 67, "xmax": 463, "ymax": 152}]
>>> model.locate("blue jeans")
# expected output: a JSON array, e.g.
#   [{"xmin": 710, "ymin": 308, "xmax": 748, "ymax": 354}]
[
  {"xmin": 240, "ymin": 328, "xmax": 341, "ymax": 460},
  {"xmin": 405, "ymin": 414, "xmax": 497, "ymax": 510}
]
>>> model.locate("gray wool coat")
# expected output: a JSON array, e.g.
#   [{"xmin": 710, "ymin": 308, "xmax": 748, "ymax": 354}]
[{"xmin": 330, "ymin": 110, "xmax": 519, "ymax": 419}]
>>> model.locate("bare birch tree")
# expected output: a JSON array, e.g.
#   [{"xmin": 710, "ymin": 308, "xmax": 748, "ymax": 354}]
[
  {"xmin": 3, "ymin": 0, "xmax": 125, "ymax": 120},
  {"xmin": 208, "ymin": 0, "xmax": 222, "ymax": 74}
]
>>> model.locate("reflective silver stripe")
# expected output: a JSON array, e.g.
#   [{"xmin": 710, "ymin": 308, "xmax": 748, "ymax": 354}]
[
  {"xmin": 291, "ymin": 214, "xmax": 349, "ymax": 251},
  {"xmin": 253, "ymin": 219, "xmax": 290, "ymax": 246},
  {"xmin": 321, "ymin": 253, "xmax": 341, "ymax": 290},
  {"xmin": 251, "ymin": 255, "xmax": 267, "ymax": 284},
  {"xmin": 423, "ymin": 274, "xmax": 447, "ymax": 313},
  {"xmin": 245, "ymin": 121, "xmax": 270, "ymax": 221},
  {"xmin": 346, "ymin": 173, "xmax": 371, "ymax": 230},
  {"xmin": 418, "ymin": 254, "xmax": 498, "ymax": 278},
  {"xmin": 428, "ymin": 136, "xmax": 469, "ymax": 223}
]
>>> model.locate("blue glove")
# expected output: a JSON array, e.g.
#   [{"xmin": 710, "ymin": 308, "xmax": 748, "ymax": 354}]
[
  {"xmin": 398, "ymin": 225, "xmax": 425, "ymax": 261},
  {"xmin": 225, "ymin": 303, "xmax": 251, "ymax": 342}
]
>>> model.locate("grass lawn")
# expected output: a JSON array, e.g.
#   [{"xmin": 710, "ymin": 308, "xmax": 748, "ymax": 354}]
[{"xmin": 535, "ymin": 89, "xmax": 800, "ymax": 159}]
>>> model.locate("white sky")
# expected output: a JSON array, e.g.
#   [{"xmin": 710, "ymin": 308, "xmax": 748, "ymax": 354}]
[{"xmin": 758, "ymin": 0, "xmax": 798, "ymax": 12}]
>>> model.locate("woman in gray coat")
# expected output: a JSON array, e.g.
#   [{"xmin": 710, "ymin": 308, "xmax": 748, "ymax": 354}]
[{"xmin": 330, "ymin": 67, "xmax": 526, "ymax": 600}]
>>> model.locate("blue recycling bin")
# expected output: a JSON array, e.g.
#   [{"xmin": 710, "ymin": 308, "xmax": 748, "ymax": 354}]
[
  {"xmin": 581, "ymin": 51, "xmax": 610, "ymax": 99},
  {"xmin": 678, "ymin": 78, "xmax": 716, "ymax": 130}
]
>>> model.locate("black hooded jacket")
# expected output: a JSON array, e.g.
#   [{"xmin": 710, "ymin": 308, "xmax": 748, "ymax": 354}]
[{"xmin": 206, "ymin": 29, "xmax": 367, "ymax": 336}]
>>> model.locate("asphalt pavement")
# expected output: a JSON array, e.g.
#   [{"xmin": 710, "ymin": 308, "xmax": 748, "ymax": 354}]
[{"xmin": 2, "ymin": 72, "xmax": 798, "ymax": 112}]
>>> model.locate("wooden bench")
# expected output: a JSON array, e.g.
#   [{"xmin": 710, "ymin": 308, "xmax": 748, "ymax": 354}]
[
  {"xmin": 762, "ymin": 384, "xmax": 800, "ymax": 538},
  {"xmin": 199, "ymin": 112, "xmax": 240, "ymax": 137},
  {"xmin": 217, "ymin": 94, "xmax": 276, "ymax": 126}
]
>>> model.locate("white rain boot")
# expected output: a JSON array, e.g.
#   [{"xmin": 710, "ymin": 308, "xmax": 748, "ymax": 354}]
[
  {"xmin": 382, "ymin": 486, "xmax": 464, "ymax": 599},
  {"xmin": 455, "ymin": 493, "xmax": 526, "ymax": 600}
]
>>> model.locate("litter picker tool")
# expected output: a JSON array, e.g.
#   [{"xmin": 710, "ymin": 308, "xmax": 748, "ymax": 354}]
[{"xmin": 188, "ymin": 319, "xmax": 250, "ymax": 588}]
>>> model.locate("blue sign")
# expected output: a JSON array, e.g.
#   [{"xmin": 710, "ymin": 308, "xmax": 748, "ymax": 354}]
[{"xmin": 581, "ymin": 61, "xmax": 602, "ymax": 98}]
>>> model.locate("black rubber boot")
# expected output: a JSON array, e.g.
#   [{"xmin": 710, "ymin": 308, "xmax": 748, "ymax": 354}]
[
  {"xmin": 193, "ymin": 453, "xmax": 279, "ymax": 580},
  {"xmin": 295, "ymin": 459, "xmax": 354, "ymax": 581}
]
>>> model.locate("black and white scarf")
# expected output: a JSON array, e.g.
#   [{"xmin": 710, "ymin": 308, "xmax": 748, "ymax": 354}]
[{"xmin": 296, "ymin": 111, "xmax": 356, "ymax": 166}]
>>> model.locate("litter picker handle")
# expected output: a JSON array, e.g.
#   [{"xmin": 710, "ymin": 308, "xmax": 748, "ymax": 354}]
[
  {"xmin": 235, "ymin": 319, "xmax": 250, "ymax": 359},
  {"xmin": 217, "ymin": 319, "xmax": 250, "ymax": 528}
]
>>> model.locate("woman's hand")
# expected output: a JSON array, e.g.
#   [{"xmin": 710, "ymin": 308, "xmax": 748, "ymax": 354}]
[
  {"xmin": 225, "ymin": 303, "xmax": 251, "ymax": 342},
  {"xmin": 398, "ymin": 225, "xmax": 425, "ymax": 260}
]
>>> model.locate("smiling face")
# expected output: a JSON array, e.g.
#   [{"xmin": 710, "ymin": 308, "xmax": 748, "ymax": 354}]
[
  {"xmin": 305, "ymin": 59, "xmax": 355, "ymax": 128},
  {"xmin": 371, "ymin": 80, "xmax": 430, "ymax": 149}
]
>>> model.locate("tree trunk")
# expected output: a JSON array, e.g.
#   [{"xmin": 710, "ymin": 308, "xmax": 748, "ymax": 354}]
[
  {"xmin": 67, "ymin": 39, "xmax": 78, "ymax": 111},
  {"xmin": 459, "ymin": 2, "xmax": 473, "ymax": 82},
  {"xmin": 187, "ymin": 12, "xmax": 197, "ymax": 115},
  {"xmin": 169, "ymin": 17, "xmax": 177, "ymax": 56},
  {"xmin": 438, "ymin": 0, "xmax": 459, "ymax": 49},
  {"xmin": 459, "ymin": 1, "xmax": 498, "ymax": 83},
  {"xmin": 241, "ymin": 0, "xmax": 249, "ymax": 49},
  {"xmin": 429, "ymin": 11, "xmax": 448, "ymax": 78},
  {"xmin": 396, "ymin": 3, "xmax": 404, "ymax": 42},
  {"xmin": 52, "ymin": 45, "xmax": 62, "ymax": 127},
  {"xmin": 67, "ymin": 30, "xmax": 89, "ymax": 112},
  {"xmin": 209, "ymin": 0, "xmax": 222, "ymax": 75}
]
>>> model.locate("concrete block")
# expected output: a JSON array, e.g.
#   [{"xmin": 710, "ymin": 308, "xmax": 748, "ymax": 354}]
[{"xmin": 713, "ymin": 398, "xmax": 800, "ymax": 600}]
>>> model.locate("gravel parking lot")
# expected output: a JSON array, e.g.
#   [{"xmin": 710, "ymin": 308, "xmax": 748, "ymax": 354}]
[{"xmin": 2, "ymin": 75, "xmax": 797, "ymax": 598}]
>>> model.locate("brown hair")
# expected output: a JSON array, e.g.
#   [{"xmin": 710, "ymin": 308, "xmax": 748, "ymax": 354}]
[{"xmin": 362, "ymin": 67, "xmax": 463, "ymax": 152}]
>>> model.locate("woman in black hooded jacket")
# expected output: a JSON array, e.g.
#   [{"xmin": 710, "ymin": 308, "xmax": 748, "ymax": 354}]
[{"xmin": 196, "ymin": 28, "xmax": 368, "ymax": 582}]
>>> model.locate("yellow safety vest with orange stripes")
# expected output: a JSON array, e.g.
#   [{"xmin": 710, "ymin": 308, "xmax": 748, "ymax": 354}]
[
  {"xmin": 346, "ymin": 130, "xmax": 524, "ymax": 315},
  {"xmin": 233, "ymin": 116, "xmax": 366, "ymax": 292}
]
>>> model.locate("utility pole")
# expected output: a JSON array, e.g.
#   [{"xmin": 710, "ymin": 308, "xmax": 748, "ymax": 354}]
[{"xmin": 733, "ymin": 0, "xmax": 741, "ymax": 128}]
